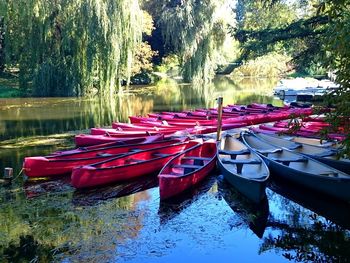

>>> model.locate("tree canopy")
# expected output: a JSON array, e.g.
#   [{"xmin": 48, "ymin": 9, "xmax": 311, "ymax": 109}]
[{"xmin": 3, "ymin": 0, "xmax": 142, "ymax": 96}]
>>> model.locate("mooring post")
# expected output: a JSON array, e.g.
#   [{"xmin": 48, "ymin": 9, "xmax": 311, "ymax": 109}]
[
  {"xmin": 4, "ymin": 167, "xmax": 13, "ymax": 180},
  {"xmin": 216, "ymin": 97, "xmax": 223, "ymax": 141}
]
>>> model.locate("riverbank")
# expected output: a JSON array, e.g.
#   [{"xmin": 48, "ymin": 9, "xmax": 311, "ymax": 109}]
[
  {"xmin": 0, "ymin": 76, "xmax": 21, "ymax": 98},
  {"xmin": 0, "ymin": 72, "xmax": 325, "ymax": 99}
]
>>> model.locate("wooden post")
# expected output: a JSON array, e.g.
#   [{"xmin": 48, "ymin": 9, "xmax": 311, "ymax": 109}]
[
  {"xmin": 4, "ymin": 167, "xmax": 13, "ymax": 179},
  {"xmin": 216, "ymin": 97, "xmax": 223, "ymax": 141}
]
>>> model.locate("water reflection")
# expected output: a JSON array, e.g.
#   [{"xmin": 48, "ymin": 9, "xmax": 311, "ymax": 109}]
[
  {"xmin": 0, "ymin": 77, "xmax": 281, "ymax": 140},
  {"xmin": 72, "ymin": 175, "xmax": 159, "ymax": 206},
  {"xmin": 3, "ymin": 77, "xmax": 349, "ymax": 262},
  {"xmin": 217, "ymin": 175, "xmax": 269, "ymax": 238},
  {"xmin": 268, "ymin": 177, "xmax": 350, "ymax": 230},
  {"xmin": 263, "ymin": 183, "xmax": 350, "ymax": 262},
  {"xmin": 158, "ymin": 174, "xmax": 217, "ymax": 225}
]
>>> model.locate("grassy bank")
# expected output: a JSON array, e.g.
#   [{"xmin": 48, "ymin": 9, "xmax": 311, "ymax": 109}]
[{"xmin": 0, "ymin": 75, "xmax": 22, "ymax": 98}]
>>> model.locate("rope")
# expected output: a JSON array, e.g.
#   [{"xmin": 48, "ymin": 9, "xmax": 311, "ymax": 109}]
[{"xmin": 12, "ymin": 168, "xmax": 24, "ymax": 181}]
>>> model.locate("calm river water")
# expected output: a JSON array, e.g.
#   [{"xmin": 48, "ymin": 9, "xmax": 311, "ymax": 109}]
[{"xmin": 0, "ymin": 77, "xmax": 349, "ymax": 262}]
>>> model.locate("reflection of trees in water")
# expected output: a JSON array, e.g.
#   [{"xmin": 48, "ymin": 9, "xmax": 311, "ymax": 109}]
[
  {"xmin": 260, "ymin": 186, "xmax": 350, "ymax": 262},
  {"xmin": 144, "ymin": 79, "xmax": 216, "ymax": 112},
  {"xmin": 158, "ymin": 174, "xmax": 217, "ymax": 225},
  {"xmin": 212, "ymin": 76, "xmax": 280, "ymax": 106},
  {"xmin": 217, "ymin": 176, "xmax": 269, "ymax": 239},
  {"xmin": 0, "ymin": 187, "xmax": 150, "ymax": 262},
  {"xmin": 0, "ymin": 77, "xmax": 282, "ymax": 140}
]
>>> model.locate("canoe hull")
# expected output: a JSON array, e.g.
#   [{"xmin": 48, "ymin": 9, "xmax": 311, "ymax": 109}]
[
  {"xmin": 242, "ymin": 132, "xmax": 350, "ymax": 202},
  {"xmin": 72, "ymin": 157, "xmax": 172, "ymax": 189},
  {"xmin": 217, "ymin": 161, "xmax": 267, "ymax": 204},
  {"xmin": 75, "ymin": 134, "xmax": 162, "ymax": 147},
  {"xmin": 23, "ymin": 138, "xmax": 182, "ymax": 177},
  {"xmin": 310, "ymin": 155, "xmax": 350, "ymax": 175},
  {"xmin": 265, "ymin": 157, "xmax": 350, "ymax": 201},
  {"xmin": 71, "ymin": 142, "xmax": 196, "ymax": 189},
  {"xmin": 217, "ymin": 136, "xmax": 269, "ymax": 203},
  {"xmin": 158, "ymin": 141, "xmax": 217, "ymax": 200}
]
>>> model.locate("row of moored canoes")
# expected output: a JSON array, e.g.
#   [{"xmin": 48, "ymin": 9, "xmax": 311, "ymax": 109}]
[{"xmin": 22, "ymin": 103, "xmax": 350, "ymax": 202}]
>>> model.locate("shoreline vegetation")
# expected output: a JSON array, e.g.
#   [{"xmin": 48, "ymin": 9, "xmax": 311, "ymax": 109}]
[{"xmin": 0, "ymin": 0, "xmax": 349, "ymax": 155}]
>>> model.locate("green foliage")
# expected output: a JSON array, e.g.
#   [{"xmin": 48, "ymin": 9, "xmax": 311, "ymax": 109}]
[
  {"xmin": 131, "ymin": 10, "xmax": 157, "ymax": 77},
  {"xmin": 322, "ymin": 2, "xmax": 350, "ymax": 156},
  {"xmin": 241, "ymin": 0, "xmax": 350, "ymax": 156},
  {"xmin": 0, "ymin": 16, "xmax": 4, "ymax": 72},
  {"xmin": 241, "ymin": 1, "xmax": 297, "ymax": 31},
  {"xmin": 154, "ymin": 54, "xmax": 180, "ymax": 74},
  {"xmin": 3, "ymin": 0, "xmax": 142, "ymax": 97},
  {"xmin": 132, "ymin": 42, "xmax": 157, "ymax": 75},
  {"xmin": 232, "ymin": 53, "xmax": 291, "ymax": 77},
  {"xmin": 159, "ymin": 0, "xmax": 231, "ymax": 83}
]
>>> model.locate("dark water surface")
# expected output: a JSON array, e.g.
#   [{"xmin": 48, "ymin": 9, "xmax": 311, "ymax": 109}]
[{"xmin": 0, "ymin": 77, "xmax": 349, "ymax": 262}]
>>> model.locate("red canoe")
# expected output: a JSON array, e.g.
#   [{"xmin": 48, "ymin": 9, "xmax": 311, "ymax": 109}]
[
  {"xmin": 71, "ymin": 140, "xmax": 201, "ymax": 189},
  {"xmin": 258, "ymin": 124, "xmax": 316, "ymax": 136},
  {"xmin": 250, "ymin": 126, "xmax": 346, "ymax": 141},
  {"xmin": 23, "ymin": 138, "xmax": 184, "ymax": 177},
  {"xmin": 158, "ymin": 140, "xmax": 217, "ymax": 200},
  {"xmin": 90, "ymin": 126, "xmax": 208, "ymax": 136},
  {"xmin": 75, "ymin": 133, "xmax": 166, "ymax": 147},
  {"xmin": 90, "ymin": 127, "xmax": 186, "ymax": 136},
  {"xmin": 53, "ymin": 134, "xmax": 164, "ymax": 155}
]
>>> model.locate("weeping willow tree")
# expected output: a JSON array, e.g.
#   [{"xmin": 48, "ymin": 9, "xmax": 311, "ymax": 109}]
[
  {"xmin": 3, "ymin": 0, "xmax": 142, "ymax": 97},
  {"xmin": 158, "ymin": 0, "xmax": 233, "ymax": 83}
]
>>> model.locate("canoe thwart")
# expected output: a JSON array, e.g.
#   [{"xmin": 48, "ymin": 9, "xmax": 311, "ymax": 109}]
[
  {"xmin": 319, "ymin": 171, "xmax": 339, "ymax": 177},
  {"xmin": 125, "ymin": 158, "xmax": 143, "ymax": 164},
  {"xmin": 152, "ymin": 153, "xmax": 172, "ymax": 158},
  {"xmin": 258, "ymin": 148, "xmax": 283, "ymax": 155},
  {"xmin": 288, "ymin": 143, "xmax": 303, "ymax": 150},
  {"xmin": 173, "ymin": 164, "xmax": 203, "ymax": 169},
  {"xmin": 129, "ymin": 148, "xmax": 142, "ymax": 152},
  {"xmin": 270, "ymin": 156, "xmax": 308, "ymax": 166},
  {"xmin": 172, "ymin": 163, "xmax": 203, "ymax": 174},
  {"xmin": 182, "ymin": 156, "xmax": 212, "ymax": 161},
  {"xmin": 182, "ymin": 156, "xmax": 212, "ymax": 165},
  {"xmin": 312, "ymin": 150, "xmax": 337, "ymax": 158},
  {"xmin": 221, "ymin": 158, "xmax": 261, "ymax": 174},
  {"xmin": 95, "ymin": 153, "xmax": 115, "ymax": 157},
  {"xmin": 218, "ymin": 149, "xmax": 250, "ymax": 156}
]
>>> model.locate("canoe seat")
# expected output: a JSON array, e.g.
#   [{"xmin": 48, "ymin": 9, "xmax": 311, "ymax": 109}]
[
  {"xmin": 152, "ymin": 153, "xmax": 172, "ymax": 158},
  {"xmin": 129, "ymin": 148, "xmax": 142, "ymax": 152},
  {"xmin": 221, "ymin": 158, "xmax": 261, "ymax": 174},
  {"xmin": 173, "ymin": 164, "xmax": 202, "ymax": 174},
  {"xmin": 312, "ymin": 150, "xmax": 337, "ymax": 158},
  {"xmin": 270, "ymin": 156, "xmax": 308, "ymax": 166},
  {"xmin": 96, "ymin": 153, "xmax": 114, "ymax": 157},
  {"xmin": 258, "ymin": 148, "xmax": 283, "ymax": 156},
  {"xmin": 319, "ymin": 171, "xmax": 338, "ymax": 177},
  {"xmin": 288, "ymin": 143, "xmax": 302, "ymax": 150},
  {"xmin": 182, "ymin": 156, "xmax": 212, "ymax": 165},
  {"xmin": 78, "ymin": 147, "xmax": 88, "ymax": 151},
  {"xmin": 218, "ymin": 149, "xmax": 250, "ymax": 159},
  {"xmin": 125, "ymin": 158, "xmax": 143, "ymax": 164},
  {"xmin": 182, "ymin": 157, "xmax": 212, "ymax": 161}
]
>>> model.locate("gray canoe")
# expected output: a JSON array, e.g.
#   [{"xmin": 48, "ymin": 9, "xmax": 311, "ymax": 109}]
[
  {"xmin": 269, "ymin": 134, "xmax": 337, "ymax": 148},
  {"xmin": 242, "ymin": 131, "xmax": 350, "ymax": 202},
  {"xmin": 217, "ymin": 134, "xmax": 270, "ymax": 204},
  {"xmin": 254, "ymin": 132, "xmax": 350, "ymax": 174}
]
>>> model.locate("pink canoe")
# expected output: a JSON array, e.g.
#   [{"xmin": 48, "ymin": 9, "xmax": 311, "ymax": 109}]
[
  {"xmin": 158, "ymin": 140, "xmax": 217, "ymax": 200},
  {"xmin": 75, "ymin": 134, "xmax": 164, "ymax": 147},
  {"xmin": 90, "ymin": 127, "xmax": 189, "ymax": 136},
  {"xmin": 71, "ymin": 140, "xmax": 201, "ymax": 189},
  {"xmin": 23, "ymin": 138, "xmax": 183, "ymax": 177},
  {"xmin": 53, "ymin": 134, "xmax": 164, "ymax": 155}
]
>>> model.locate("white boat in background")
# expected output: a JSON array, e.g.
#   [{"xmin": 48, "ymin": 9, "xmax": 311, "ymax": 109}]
[{"xmin": 273, "ymin": 78, "xmax": 339, "ymax": 98}]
